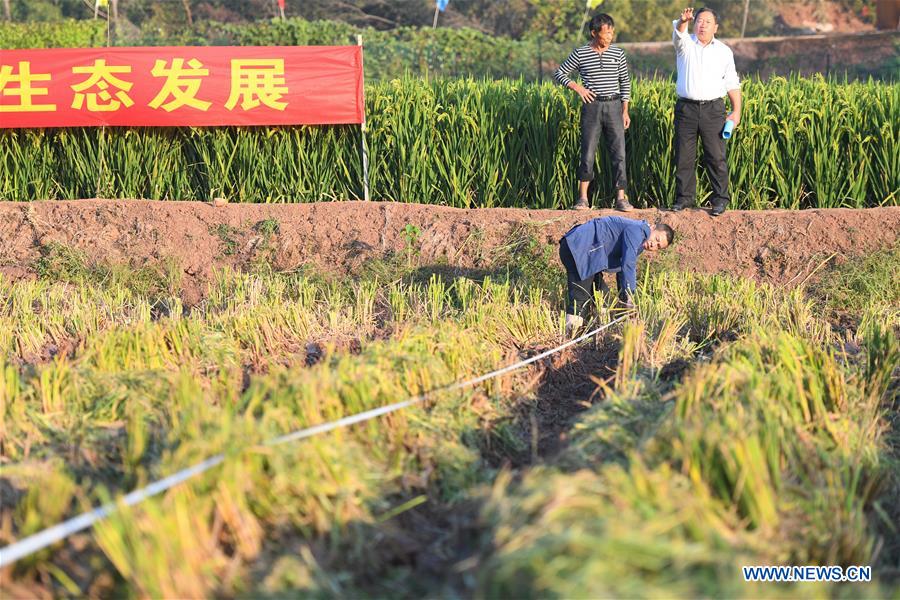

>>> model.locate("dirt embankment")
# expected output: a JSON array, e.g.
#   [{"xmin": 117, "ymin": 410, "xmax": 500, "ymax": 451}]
[{"xmin": 1, "ymin": 201, "xmax": 898, "ymax": 304}]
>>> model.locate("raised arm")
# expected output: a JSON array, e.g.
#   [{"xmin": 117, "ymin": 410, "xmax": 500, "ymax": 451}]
[{"xmin": 672, "ymin": 7, "xmax": 693, "ymax": 53}]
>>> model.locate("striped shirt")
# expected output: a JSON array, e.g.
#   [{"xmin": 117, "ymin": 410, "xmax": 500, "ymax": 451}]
[{"xmin": 553, "ymin": 44, "xmax": 631, "ymax": 101}]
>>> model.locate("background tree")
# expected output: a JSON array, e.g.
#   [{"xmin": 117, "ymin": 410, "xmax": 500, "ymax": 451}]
[{"xmin": 0, "ymin": 0, "xmax": 862, "ymax": 41}]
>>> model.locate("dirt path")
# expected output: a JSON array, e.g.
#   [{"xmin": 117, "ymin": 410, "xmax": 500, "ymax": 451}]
[{"xmin": 1, "ymin": 200, "xmax": 898, "ymax": 303}]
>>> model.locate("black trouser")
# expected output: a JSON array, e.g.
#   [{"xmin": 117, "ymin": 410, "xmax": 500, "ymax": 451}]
[
  {"xmin": 578, "ymin": 98, "xmax": 627, "ymax": 191},
  {"xmin": 559, "ymin": 238, "xmax": 625, "ymax": 317},
  {"xmin": 674, "ymin": 98, "xmax": 730, "ymax": 207}
]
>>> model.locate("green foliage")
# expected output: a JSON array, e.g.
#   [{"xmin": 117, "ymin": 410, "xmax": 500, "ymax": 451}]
[
  {"xmin": 33, "ymin": 242, "xmax": 93, "ymax": 281},
  {"xmin": 2, "ymin": 77, "xmax": 897, "ymax": 209},
  {"xmin": 810, "ymin": 246, "xmax": 900, "ymax": 314},
  {"xmin": 7, "ymin": 0, "xmax": 92, "ymax": 21},
  {"xmin": 524, "ymin": 0, "xmax": 775, "ymax": 43},
  {"xmin": 2, "ymin": 0, "xmax": 782, "ymax": 45},
  {"xmin": 401, "ymin": 223, "xmax": 421, "ymax": 247},
  {"xmin": 0, "ymin": 18, "xmax": 106, "ymax": 48},
  {"xmin": 3, "ymin": 16, "xmax": 572, "ymax": 80},
  {"xmin": 254, "ymin": 217, "xmax": 280, "ymax": 239},
  {"xmin": 402, "ymin": 223, "xmax": 421, "ymax": 268},
  {"xmin": 208, "ymin": 223, "xmax": 240, "ymax": 256},
  {"xmin": 35, "ymin": 241, "xmax": 182, "ymax": 298},
  {"xmin": 5, "ymin": 13, "xmax": 896, "ymax": 84}
]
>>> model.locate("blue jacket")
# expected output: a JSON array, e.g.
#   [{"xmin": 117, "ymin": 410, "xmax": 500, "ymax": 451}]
[{"xmin": 562, "ymin": 216, "xmax": 650, "ymax": 293}]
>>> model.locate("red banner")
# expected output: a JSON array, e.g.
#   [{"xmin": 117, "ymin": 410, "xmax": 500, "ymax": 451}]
[{"xmin": 0, "ymin": 46, "xmax": 365, "ymax": 128}]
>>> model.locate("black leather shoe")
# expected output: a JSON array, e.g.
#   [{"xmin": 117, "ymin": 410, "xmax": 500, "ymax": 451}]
[
  {"xmin": 710, "ymin": 202, "xmax": 727, "ymax": 216},
  {"xmin": 671, "ymin": 199, "xmax": 693, "ymax": 211}
]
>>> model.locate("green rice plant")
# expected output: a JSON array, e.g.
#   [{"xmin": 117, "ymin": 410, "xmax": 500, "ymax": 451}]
[
  {"xmin": 0, "ymin": 130, "xmax": 57, "ymax": 201},
  {"xmin": 3, "ymin": 76, "xmax": 896, "ymax": 208},
  {"xmin": 424, "ymin": 273, "xmax": 447, "ymax": 323},
  {"xmin": 494, "ymin": 288, "xmax": 555, "ymax": 345},
  {"xmin": 635, "ymin": 268, "xmax": 777, "ymax": 346},
  {"xmin": 624, "ymin": 80, "xmax": 676, "ymax": 207},
  {"xmin": 861, "ymin": 321, "xmax": 900, "ymax": 400},
  {"xmin": 1, "ymin": 358, "xmax": 23, "ymax": 439},
  {"xmin": 561, "ymin": 375, "xmax": 670, "ymax": 470},
  {"xmin": 387, "ymin": 282, "xmax": 410, "ymax": 323},
  {"xmin": 809, "ymin": 246, "xmax": 900, "ymax": 316},
  {"xmin": 450, "ymin": 276, "xmax": 476, "ymax": 313},
  {"xmin": 7, "ymin": 460, "xmax": 78, "ymax": 546},
  {"xmin": 93, "ymin": 485, "xmax": 227, "ymax": 599},
  {"xmin": 37, "ymin": 357, "xmax": 74, "ymax": 415}
]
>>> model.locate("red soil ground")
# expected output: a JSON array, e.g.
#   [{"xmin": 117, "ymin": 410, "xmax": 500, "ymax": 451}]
[
  {"xmin": 776, "ymin": 0, "xmax": 876, "ymax": 33},
  {"xmin": 0, "ymin": 200, "xmax": 898, "ymax": 304}
]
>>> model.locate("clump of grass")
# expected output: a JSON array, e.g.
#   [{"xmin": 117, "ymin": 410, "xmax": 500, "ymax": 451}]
[
  {"xmin": 34, "ymin": 243, "xmax": 92, "ymax": 282},
  {"xmin": 34, "ymin": 242, "xmax": 182, "ymax": 300},
  {"xmin": 809, "ymin": 245, "xmax": 900, "ymax": 315},
  {"xmin": 254, "ymin": 218, "xmax": 280, "ymax": 238},
  {"xmin": 494, "ymin": 222, "xmax": 564, "ymax": 297},
  {"xmin": 208, "ymin": 223, "xmax": 241, "ymax": 256}
]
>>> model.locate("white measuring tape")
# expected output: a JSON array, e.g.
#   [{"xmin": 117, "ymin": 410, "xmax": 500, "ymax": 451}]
[{"xmin": 0, "ymin": 314, "xmax": 626, "ymax": 568}]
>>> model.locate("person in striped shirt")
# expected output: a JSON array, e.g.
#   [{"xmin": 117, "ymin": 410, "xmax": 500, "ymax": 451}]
[{"xmin": 554, "ymin": 13, "xmax": 633, "ymax": 212}]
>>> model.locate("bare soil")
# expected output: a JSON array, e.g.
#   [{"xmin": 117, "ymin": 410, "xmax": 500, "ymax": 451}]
[
  {"xmin": 775, "ymin": 0, "xmax": 875, "ymax": 34},
  {"xmin": 1, "ymin": 200, "xmax": 898, "ymax": 304}
]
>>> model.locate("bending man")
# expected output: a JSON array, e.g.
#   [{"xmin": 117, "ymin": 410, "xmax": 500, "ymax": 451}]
[{"xmin": 559, "ymin": 216, "xmax": 674, "ymax": 331}]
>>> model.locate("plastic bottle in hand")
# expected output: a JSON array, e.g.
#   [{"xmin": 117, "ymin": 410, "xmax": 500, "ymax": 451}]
[{"xmin": 722, "ymin": 119, "xmax": 735, "ymax": 140}]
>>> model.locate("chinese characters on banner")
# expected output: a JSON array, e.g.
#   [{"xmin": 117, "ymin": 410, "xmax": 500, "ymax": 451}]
[{"xmin": 0, "ymin": 46, "xmax": 365, "ymax": 128}]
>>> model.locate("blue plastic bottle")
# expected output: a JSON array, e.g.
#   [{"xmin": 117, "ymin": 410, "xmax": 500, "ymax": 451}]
[{"xmin": 722, "ymin": 119, "xmax": 735, "ymax": 140}]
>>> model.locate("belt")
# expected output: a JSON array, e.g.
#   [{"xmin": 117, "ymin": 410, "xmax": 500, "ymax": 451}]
[
  {"xmin": 594, "ymin": 94, "xmax": 621, "ymax": 102},
  {"xmin": 678, "ymin": 97, "xmax": 721, "ymax": 105}
]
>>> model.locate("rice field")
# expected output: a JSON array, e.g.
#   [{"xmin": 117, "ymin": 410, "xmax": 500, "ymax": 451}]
[
  {"xmin": 2, "ymin": 76, "xmax": 897, "ymax": 209},
  {"xmin": 1, "ymin": 237, "xmax": 897, "ymax": 597}
]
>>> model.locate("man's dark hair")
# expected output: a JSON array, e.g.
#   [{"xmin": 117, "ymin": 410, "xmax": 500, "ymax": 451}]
[
  {"xmin": 694, "ymin": 7, "xmax": 719, "ymax": 24},
  {"xmin": 657, "ymin": 223, "xmax": 675, "ymax": 245},
  {"xmin": 589, "ymin": 13, "xmax": 615, "ymax": 32}
]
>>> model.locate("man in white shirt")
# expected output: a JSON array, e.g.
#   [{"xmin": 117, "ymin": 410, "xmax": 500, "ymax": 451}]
[{"xmin": 671, "ymin": 7, "xmax": 741, "ymax": 216}]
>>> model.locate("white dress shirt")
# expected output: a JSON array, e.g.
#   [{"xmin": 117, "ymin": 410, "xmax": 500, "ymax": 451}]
[{"xmin": 671, "ymin": 20, "xmax": 740, "ymax": 101}]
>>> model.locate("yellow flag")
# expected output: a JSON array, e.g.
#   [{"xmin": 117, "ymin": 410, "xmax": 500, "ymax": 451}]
[
  {"xmin": 96, "ymin": 0, "xmax": 109, "ymax": 8},
  {"xmin": 586, "ymin": 0, "xmax": 605, "ymax": 8}
]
